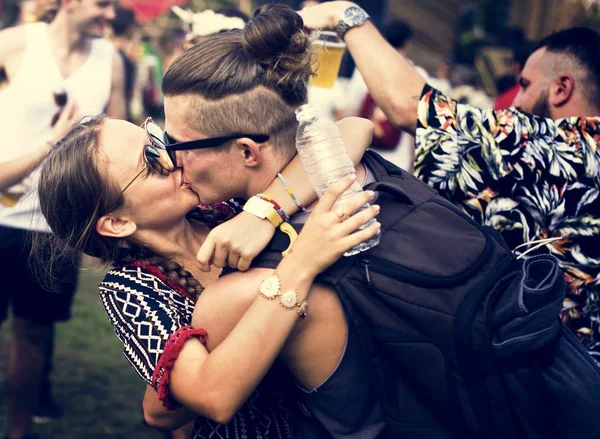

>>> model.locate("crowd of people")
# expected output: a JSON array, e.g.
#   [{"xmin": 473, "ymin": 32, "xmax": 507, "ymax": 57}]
[{"xmin": 1, "ymin": 0, "xmax": 599, "ymax": 439}]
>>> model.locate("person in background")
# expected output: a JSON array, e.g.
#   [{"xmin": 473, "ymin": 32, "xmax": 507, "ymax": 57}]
[
  {"xmin": 427, "ymin": 59, "xmax": 453, "ymax": 96},
  {"xmin": 359, "ymin": 92, "xmax": 401, "ymax": 150},
  {"xmin": 158, "ymin": 28, "xmax": 186, "ymax": 73},
  {"xmin": 110, "ymin": 6, "xmax": 139, "ymax": 122},
  {"xmin": 0, "ymin": 103, "xmax": 78, "ymax": 192},
  {"xmin": 2, "ymin": 1, "xmax": 67, "ymax": 427},
  {"xmin": 446, "ymin": 65, "xmax": 494, "ymax": 108},
  {"xmin": 301, "ymin": 2, "xmax": 600, "ymax": 364},
  {"xmin": 138, "ymin": 28, "xmax": 186, "ymax": 122},
  {"xmin": 0, "ymin": 0, "xmax": 125, "ymax": 437},
  {"xmin": 135, "ymin": 35, "xmax": 163, "ymax": 121},
  {"xmin": 494, "ymin": 44, "xmax": 532, "ymax": 110}
]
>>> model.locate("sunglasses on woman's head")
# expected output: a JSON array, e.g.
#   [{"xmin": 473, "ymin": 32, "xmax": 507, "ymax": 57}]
[{"xmin": 119, "ymin": 118, "xmax": 178, "ymax": 194}]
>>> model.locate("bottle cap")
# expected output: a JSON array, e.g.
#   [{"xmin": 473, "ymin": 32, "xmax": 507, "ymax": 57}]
[{"xmin": 295, "ymin": 104, "xmax": 319, "ymax": 122}]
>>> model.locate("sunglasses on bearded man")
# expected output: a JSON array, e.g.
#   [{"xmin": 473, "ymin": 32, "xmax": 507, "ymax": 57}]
[{"xmin": 120, "ymin": 118, "xmax": 270, "ymax": 194}]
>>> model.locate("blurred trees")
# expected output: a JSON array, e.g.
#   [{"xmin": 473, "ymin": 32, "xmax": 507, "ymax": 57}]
[{"xmin": 454, "ymin": 0, "xmax": 513, "ymax": 64}]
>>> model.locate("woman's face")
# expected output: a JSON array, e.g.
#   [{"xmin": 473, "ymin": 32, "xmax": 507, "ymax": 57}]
[{"xmin": 97, "ymin": 119, "xmax": 201, "ymax": 232}]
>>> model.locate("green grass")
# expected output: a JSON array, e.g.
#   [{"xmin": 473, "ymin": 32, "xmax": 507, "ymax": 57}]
[{"xmin": 0, "ymin": 261, "xmax": 166, "ymax": 438}]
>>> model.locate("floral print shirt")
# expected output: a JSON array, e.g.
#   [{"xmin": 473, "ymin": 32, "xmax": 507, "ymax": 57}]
[{"xmin": 415, "ymin": 85, "xmax": 600, "ymax": 361}]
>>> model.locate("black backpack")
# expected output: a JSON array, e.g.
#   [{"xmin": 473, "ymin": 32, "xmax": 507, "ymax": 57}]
[{"xmin": 254, "ymin": 151, "xmax": 600, "ymax": 439}]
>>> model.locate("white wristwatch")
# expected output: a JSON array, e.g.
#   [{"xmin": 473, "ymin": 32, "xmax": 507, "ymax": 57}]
[{"xmin": 243, "ymin": 196, "xmax": 284, "ymax": 228}]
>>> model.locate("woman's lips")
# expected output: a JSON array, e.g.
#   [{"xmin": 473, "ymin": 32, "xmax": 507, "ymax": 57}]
[{"xmin": 180, "ymin": 170, "xmax": 192, "ymax": 188}]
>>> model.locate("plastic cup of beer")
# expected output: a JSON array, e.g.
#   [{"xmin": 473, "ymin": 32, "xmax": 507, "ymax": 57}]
[{"xmin": 310, "ymin": 31, "xmax": 346, "ymax": 89}]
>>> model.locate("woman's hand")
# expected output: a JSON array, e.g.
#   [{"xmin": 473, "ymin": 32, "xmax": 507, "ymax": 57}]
[
  {"xmin": 288, "ymin": 175, "xmax": 380, "ymax": 278},
  {"xmin": 197, "ymin": 212, "xmax": 276, "ymax": 272}
]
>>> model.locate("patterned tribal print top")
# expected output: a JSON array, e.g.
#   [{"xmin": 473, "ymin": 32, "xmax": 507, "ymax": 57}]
[
  {"xmin": 415, "ymin": 85, "xmax": 600, "ymax": 362},
  {"xmin": 99, "ymin": 262, "xmax": 295, "ymax": 439}
]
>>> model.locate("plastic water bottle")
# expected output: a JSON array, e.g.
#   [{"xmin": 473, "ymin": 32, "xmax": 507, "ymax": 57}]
[{"xmin": 295, "ymin": 104, "xmax": 380, "ymax": 256}]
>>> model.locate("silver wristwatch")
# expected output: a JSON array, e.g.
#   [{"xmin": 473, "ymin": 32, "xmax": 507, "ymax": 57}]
[{"xmin": 334, "ymin": 6, "xmax": 370, "ymax": 39}]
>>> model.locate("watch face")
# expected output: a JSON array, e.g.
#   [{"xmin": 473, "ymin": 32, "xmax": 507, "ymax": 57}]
[{"xmin": 345, "ymin": 6, "xmax": 367, "ymax": 26}]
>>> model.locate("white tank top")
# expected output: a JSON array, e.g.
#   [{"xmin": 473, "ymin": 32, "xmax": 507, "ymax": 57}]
[{"xmin": 0, "ymin": 22, "xmax": 114, "ymax": 232}]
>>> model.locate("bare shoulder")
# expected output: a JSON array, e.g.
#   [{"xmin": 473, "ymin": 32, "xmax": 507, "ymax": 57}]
[
  {"xmin": 0, "ymin": 25, "xmax": 27, "ymax": 69},
  {"xmin": 308, "ymin": 282, "xmax": 341, "ymax": 307},
  {"xmin": 300, "ymin": 282, "xmax": 344, "ymax": 328}
]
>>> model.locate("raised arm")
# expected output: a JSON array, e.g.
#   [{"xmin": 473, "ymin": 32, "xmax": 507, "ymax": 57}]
[
  {"xmin": 196, "ymin": 117, "xmax": 374, "ymax": 272},
  {"xmin": 299, "ymin": 1, "xmax": 426, "ymax": 134}
]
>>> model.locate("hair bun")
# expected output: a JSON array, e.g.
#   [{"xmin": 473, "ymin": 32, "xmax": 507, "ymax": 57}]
[{"xmin": 242, "ymin": 4, "xmax": 314, "ymax": 91}]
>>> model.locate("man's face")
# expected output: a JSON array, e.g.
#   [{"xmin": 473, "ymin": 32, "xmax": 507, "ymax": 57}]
[
  {"xmin": 513, "ymin": 48, "xmax": 552, "ymax": 118},
  {"xmin": 70, "ymin": 0, "xmax": 115, "ymax": 38},
  {"xmin": 163, "ymin": 95, "xmax": 248, "ymax": 205}
]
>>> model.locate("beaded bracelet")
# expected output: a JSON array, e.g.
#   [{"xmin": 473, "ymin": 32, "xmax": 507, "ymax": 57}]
[
  {"xmin": 277, "ymin": 173, "xmax": 308, "ymax": 213},
  {"xmin": 256, "ymin": 193, "xmax": 289, "ymax": 222}
]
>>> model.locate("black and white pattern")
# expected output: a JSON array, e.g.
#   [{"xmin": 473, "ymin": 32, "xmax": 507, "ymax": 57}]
[{"xmin": 99, "ymin": 265, "xmax": 295, "ymax": 439}]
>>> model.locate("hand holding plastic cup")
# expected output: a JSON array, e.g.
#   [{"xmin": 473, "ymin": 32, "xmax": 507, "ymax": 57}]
[{"xmin": 310, "ymin": 31, "xmax": 346, "ymax": 89}]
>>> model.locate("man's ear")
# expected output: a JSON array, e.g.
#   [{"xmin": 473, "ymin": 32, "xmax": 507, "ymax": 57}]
[
  {"xmin": 234, "ymin": 137, "xmax": 264, "ymax": 168},
  {"xmin": 549, "ymin": 74, "xmax": 575, "ymax": 107},
  {"xmin": 96, "ymin": 214, "xmax": 137, "ymax": 238}
]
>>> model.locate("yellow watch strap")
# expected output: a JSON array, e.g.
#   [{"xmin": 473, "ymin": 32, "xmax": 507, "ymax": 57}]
[
  {"xmin": 265, "ymin": 207, "xmax": 284, "ymax": 228},
  {"xmin": 243, "ymin": 196, "xmax": 284, "ymax": 228},
  {"xmin": 280, "ymin": 222, "xmax": 299, "ymax": 257}
]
